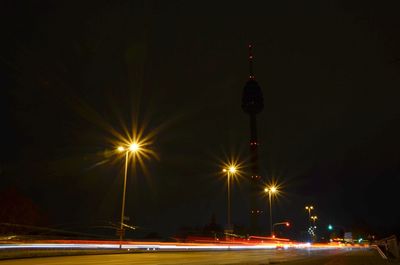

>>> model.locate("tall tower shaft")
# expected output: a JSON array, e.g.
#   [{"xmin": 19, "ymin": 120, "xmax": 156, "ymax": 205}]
[{"xmin": 241, "ymin": 44, "xmax": 264, "ymax": 233}]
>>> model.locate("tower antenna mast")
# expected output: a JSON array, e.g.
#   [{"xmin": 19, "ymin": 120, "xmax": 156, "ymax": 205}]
[{"xmin": 241, "ymin": 43, "xmax": 264, "ymax": 234}]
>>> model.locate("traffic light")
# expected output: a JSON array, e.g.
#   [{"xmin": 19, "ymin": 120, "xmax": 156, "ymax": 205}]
[{"xmin": 328, "ymin": 224, "xmax": 333, "ymax": 230}]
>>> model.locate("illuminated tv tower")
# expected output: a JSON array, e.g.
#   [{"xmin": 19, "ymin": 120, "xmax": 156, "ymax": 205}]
[{"xmin": 241, "ymin": 44, "xmax": 264, "ymax": 233}]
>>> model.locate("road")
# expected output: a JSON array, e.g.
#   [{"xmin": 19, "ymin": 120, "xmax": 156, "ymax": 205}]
[
  {"xmin": 283, "ymin": 248, "xmax": 393, "ymax": 265},
  {"xmin": 0, "ymin": 248, "xmax": 388, "ymax": 265}
]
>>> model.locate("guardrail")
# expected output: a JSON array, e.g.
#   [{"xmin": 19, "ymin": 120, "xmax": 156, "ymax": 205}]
[{"xmin": 375, "ymin": 235, "xmax": 399, "ymax": 260}]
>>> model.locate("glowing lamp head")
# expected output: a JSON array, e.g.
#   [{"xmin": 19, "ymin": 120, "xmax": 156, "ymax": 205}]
[
  {"xmin": 117, "ymin": 146, "xmax": 125, "ymax": 152},
  {"xmin": 223, "ymin": 165, "xmax": 237, "ymax": 175},
  {"xmin": 286, "ymin": 222, "xmax": 290, "ymax": 227},
  {"xmin": 270, "ymin": 186, "xmax": 277, "ymax": 193},
  {"xmin": 228, "ymin": 166, "xmax": 236, "ymax": 174},
  {"xmin": 264, "ymin": 187, "xmax": 269, "ymax": 193},
  {"xmin": 129, "ymin": 143, "xmax": 140, "ymax": 152}
]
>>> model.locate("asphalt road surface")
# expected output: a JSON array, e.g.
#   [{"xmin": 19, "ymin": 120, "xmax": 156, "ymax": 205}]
[{"xmin": 0, "ymin": 248, "xmax": 389, "ymax": 265}]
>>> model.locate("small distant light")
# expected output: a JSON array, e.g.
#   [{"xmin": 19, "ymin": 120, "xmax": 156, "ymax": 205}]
[{"xmin": 117, "ymin": 146, "xmax": 125, "ymax": 152}]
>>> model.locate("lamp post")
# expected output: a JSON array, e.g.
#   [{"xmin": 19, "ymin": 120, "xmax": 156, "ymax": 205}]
[
  {"xmin": 305, "ymin": 205, "xmax": 314, "ymax": 228},
  {"xmin": 222, "ymin": 165, "xmax": 237, "ymax": 229},
  {"xmin": 310, "ymin": 215, "xmax": 318, "ymax": 240},
  {"xmin": 272, "ymin": 222, "xmax": 290, "ymax": 237},
  {"xmin": 264, "ymin": 185, "xmax": 278, "ymax": 236},
  {"xmin": 117, "ymin": 143, "xmax": 140, "ymax": 247}
]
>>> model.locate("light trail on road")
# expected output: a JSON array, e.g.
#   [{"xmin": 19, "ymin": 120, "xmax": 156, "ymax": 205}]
[
  {"xmin": 0, "ymin": 240, "xmax": 364, "ymax": 251},
  {"xmin": 0, "ymin": 247, "xmax": 375, "ymax": 265}
]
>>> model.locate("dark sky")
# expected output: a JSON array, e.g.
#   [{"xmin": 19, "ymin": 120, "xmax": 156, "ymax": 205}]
[{"xmin": 1, "ymin": 0, "xmax": 400, "ymax": 238}]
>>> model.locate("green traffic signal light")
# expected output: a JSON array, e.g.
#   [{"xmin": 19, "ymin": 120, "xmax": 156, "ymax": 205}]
[{"xmin": 328, "ymin": 224, "xmax": 333, "ymax": 230}]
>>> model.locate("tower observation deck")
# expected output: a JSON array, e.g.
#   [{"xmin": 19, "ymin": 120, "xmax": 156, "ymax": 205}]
[{"xmin": 241, "ymin": 44, "xmax": 264, "ymax": 233}]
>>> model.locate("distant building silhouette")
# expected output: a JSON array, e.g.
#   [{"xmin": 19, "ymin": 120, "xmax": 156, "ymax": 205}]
[
  {"xmin": 203, "ymin": 213, "xmax": 223, "ymax": 237},
  {"xmin": 0, "ymin": 187, "xmax": 45, "ymax": 234}
]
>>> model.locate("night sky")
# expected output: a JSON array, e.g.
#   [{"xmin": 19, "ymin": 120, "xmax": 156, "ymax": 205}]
[{"xmin": 1, "ymin": 0, "xmax": 400, "ymax": 238}]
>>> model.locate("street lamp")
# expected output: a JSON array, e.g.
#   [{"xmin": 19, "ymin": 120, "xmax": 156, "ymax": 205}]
[
  {"xmin": 311, "ymin": 215, "xmax": 318, "ymax": 225},
  {"xmin": 305, "ymin": 205, "xmax": 314, "ymax": 218},
  {"xmin": 272, "ymin": 222, "xmax": 290, "ymax": 237},
  {"xmin": 116, "ymin": 142, "xmax": 142, "ymax": 246},
  {"xmin": 222, "ymin": 165, "xmax": 237, "ymax": 229},
  {"xmin": 305, "ymin": 205, "xmax": 314, "ymax": 228},
  {"xmin": 264, "ymin": 185, "xmax": 278, "ymax": 236}
]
